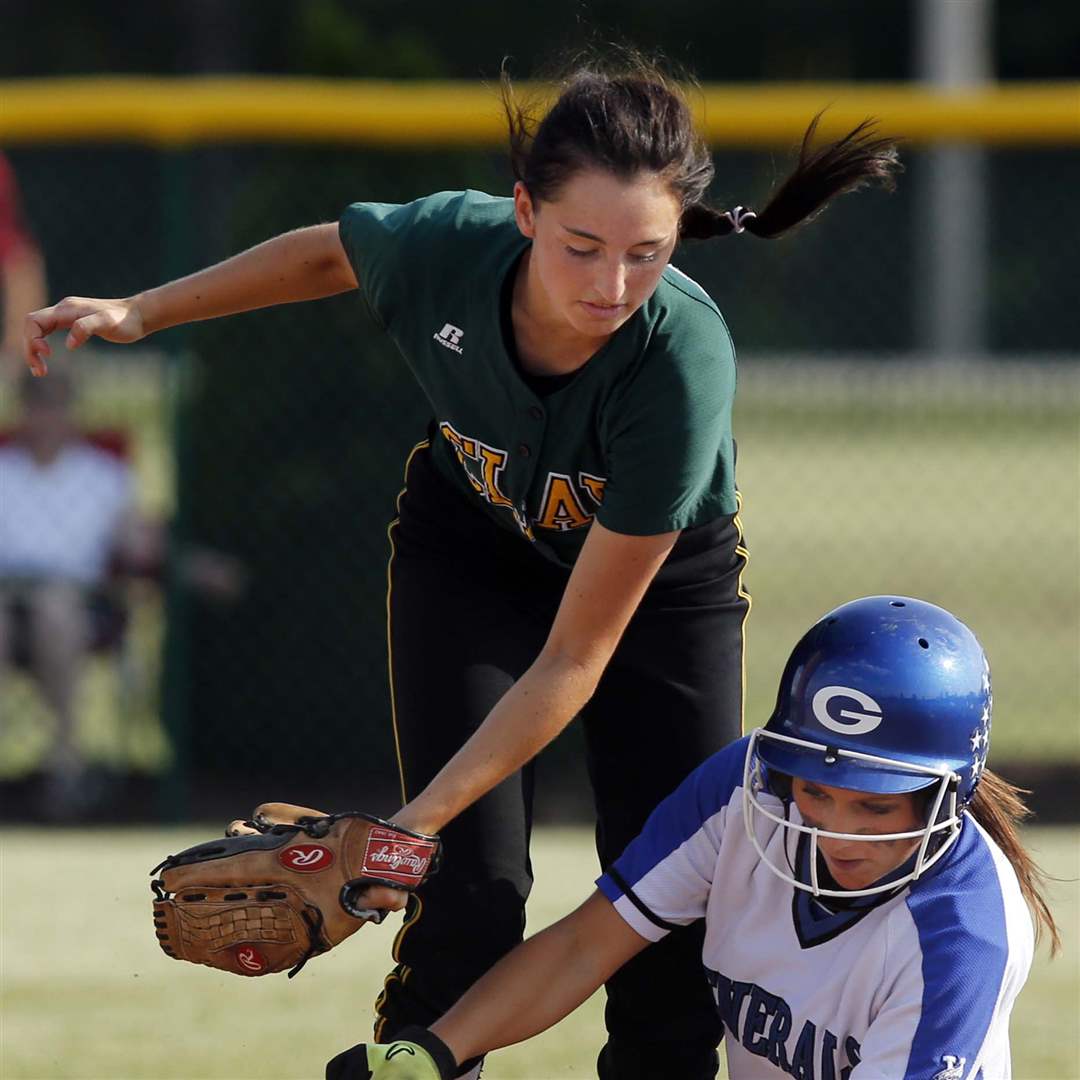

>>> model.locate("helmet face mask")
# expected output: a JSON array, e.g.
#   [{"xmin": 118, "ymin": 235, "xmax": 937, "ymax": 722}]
[
  {"xmin": 742, "ymin": 728, "xmax": 963, "ymax": 898},
  {"xmin": 742, "ymin": 595, "xmax": 992, "ymax": 899}
]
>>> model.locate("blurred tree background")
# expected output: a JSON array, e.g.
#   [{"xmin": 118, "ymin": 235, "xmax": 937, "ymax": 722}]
[{"xmin": 2, "ymin": 0, "xmax": 1079, "ymax": 80}]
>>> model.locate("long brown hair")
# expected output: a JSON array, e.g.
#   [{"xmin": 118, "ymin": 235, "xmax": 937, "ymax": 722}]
[
  {"xmin": 501, "ymin": 53, "xmax": 900, "ymax": 240},
  {"xmin": 968, "ymin": 769, "xmax": 1062, "ymax": 955}
]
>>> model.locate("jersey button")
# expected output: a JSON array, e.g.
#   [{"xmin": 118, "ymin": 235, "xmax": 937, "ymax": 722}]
[
  {"xmin": 518, "ymin": 443, "xmax": 532, "ymax": 458},
  {"xmin": 528, "ymin": 405, "xmax": 544, "ymax": 421}
]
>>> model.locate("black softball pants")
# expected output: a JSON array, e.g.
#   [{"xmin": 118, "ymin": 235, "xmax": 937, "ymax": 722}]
[{"xmin": 374, "ymin": 443, "xmax": 749, "ymax": 1080}]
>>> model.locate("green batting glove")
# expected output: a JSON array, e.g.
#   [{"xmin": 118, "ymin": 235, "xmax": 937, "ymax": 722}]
[
  {"xmin": 326, "ymin": 1027, "xmax": 458, "ymax": 1080},
  {"xmin": 365, "ymin": 1041, "xmax": 441, "ymax": 1080}
]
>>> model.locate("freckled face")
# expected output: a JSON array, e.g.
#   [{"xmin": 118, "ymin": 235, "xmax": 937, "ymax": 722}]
[
  {"xmin": 513, "ymin": 169, "xmax": 681, "ymax": 342},
  {"xmin": 791, "ymin": 778, "xmax": 924, "ymax": 891}
]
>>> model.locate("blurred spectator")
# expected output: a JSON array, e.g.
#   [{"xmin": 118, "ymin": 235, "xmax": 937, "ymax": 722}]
[
  {"xmin": 0, "ymin": 369, "xmax": 248, "ymax": 816},
  {"xmin": 0, "ymin": 370, "xmax": 152, "ymax": 810},
  {"xmin": 0, "ymin": 152, "xmax": 46, "ymax": 375}
]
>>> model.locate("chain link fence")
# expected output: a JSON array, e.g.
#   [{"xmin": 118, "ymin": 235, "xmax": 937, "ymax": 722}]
[{"xmin": 1, "ymin": 141, "xmax": 1077, "ymax": 818}]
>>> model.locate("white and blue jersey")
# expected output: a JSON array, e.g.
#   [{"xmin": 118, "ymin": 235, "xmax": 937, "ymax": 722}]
[{"xmin": 596, "ymin": 736, "xmax": 1034, "ymax": 1080}]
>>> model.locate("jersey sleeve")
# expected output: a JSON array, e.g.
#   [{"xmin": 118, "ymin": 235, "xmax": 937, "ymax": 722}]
[
  {"xmin": 596, "ymin": 292, "xmax": 737, "ymax": 536},
  {"xmin": 596, "ymin": 737, "xmax": 748, "ymax": 941},
  {"xmin": 338, "ymin": 191, "xmax": 464, "ymax": 331},
  {"xmin": 853, "ymin": 832, "xmax": 1033, "ymax": 1080}
]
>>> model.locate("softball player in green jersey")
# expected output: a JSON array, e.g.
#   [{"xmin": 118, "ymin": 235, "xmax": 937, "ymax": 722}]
[{"xmin": 24, "ymin": 58, "xmax": 898, "ymax": 1080}]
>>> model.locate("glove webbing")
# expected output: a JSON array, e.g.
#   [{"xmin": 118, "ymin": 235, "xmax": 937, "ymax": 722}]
[
  {"xmin": 148, "ymin": 873, "xmax": 325, "ymax": 978},
  {"xmin": 287, "ymin": 905, "xmax": 325, "ymax": 978}
]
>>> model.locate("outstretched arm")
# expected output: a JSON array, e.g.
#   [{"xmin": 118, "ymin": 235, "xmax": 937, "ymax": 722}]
[
  {"xmin": 432, "ymin": 891, "xmax": 649, "ymax": 1064},
  {"xmin": 23, "ymin": 223, "xmax": 357, "ymax": 374},
  {"xmin": 327, "ymin": 893, "xmax": 647, "ymax": 1078}
]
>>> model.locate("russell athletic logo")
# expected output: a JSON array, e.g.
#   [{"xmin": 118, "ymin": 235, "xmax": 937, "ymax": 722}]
[
  {"xmin": 812, "ymin": 685, "xmax": 884, "ymax": 735},
  {"xmin": 235, "ymin": 945, "xmax": 268, "ymax": 974},
  {"xmin": 433, "ymin": 322, "xmax": 464, "ymax": 354},
  {"xmin": 278, "ymin": 844, "xmax": 334, "ymax": 872},
  {"xmin": 362, "ymin": 827, "xmax": 438, "ymax": 887}
]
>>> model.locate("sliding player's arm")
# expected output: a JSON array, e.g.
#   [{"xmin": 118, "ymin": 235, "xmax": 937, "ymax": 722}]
[
  {"xmin": 431, "ymin": 890, "xmax": 649, "ymax": 1065},
  {"xmin": 327, "ymin": 892, "xmax": 648, "ymax": 1079}
]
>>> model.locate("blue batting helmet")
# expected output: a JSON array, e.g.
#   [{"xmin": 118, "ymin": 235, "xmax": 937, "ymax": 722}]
[
  {"xmin": 743, "ymin": 596, "xmax": 992, "ymax": 898},
  {"xmin": 756, "ymin": 595, "xmax": 991, "ymax": 805}
]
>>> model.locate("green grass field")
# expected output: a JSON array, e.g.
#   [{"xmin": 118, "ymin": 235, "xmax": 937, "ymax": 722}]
[
  {"xmin": 733, "ymin": 362, "xmax": 1080, "ymax": 764},
  {"xmin": 2, "ymin": 824, "xmax": 1077, "ymax": 1080}
]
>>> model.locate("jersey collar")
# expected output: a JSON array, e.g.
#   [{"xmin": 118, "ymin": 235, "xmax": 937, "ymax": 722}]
[{"xmin": 790, "ymin": 832, "xmax": 910, "ymax": 949}]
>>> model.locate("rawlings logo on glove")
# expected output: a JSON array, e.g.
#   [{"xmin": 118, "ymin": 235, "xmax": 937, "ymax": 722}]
[
  {"xmin": 149, "ymin": 804, "xmax": 440, "ymax": 978},
  {"xmin": 281, "ymin": 843, "xmax": 336, "ymax": 871},
  {"xmin": 363, "ymin": 830, "xmax": 439, "ymax": 883}
]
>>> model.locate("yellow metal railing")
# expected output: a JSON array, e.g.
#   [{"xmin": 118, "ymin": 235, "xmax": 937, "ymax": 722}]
[{"xmin": 1, "ymin": 78, "xmax": 1077, "ymax": 147}]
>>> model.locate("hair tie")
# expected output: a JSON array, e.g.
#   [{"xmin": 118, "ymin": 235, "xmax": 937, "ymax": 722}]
[{"xmin": 723, "ymin": 206, "xmax": 757, "ymax": 234}]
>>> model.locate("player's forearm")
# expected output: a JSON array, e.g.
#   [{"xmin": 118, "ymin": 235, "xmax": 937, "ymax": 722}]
[
  {"xmin": 394, "ymin": 651, "xmax": 600, "ymax": 835},
  {"xmin": 135, "ymin": 224, "xmax": 356, "ymax": 335},
  {"xmin": 431, "ymin": 893, "xmax": 645, "ymax": 1064}
]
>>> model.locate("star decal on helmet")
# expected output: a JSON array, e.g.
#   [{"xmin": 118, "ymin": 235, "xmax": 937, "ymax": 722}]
[{"xmin": 969, "ymin": 707, "xmax": 991, "ymax": 783}]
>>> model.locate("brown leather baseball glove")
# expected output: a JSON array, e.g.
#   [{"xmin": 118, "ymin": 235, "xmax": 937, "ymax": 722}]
[{"xmin": 150, "ymin": 802, "xmax": 440, "ymax": 978}]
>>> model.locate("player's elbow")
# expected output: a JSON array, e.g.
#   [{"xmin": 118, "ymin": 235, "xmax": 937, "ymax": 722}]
[{"xmin": 532, "ymin": 645, "xmax": 608, "ymax": 709}]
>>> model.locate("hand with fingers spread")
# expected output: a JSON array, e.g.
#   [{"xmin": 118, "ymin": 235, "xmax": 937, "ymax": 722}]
[{"xmin": 24, "ymin": 295, "xmax": 146, "ymax": 375}]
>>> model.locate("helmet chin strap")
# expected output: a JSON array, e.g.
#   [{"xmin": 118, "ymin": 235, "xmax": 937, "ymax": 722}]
[{"xmin": 780, "ymin": 796, "xmax": 799, "ymax": 879}]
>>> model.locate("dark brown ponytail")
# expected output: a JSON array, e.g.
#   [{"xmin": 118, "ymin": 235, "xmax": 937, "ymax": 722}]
[
  {"xmin": 501, "ymin": 57, "xmax": 900, "ymax": 241},
  {"xmin": 968, "ymin": 769, "xmax": 1061, "ymax": 955},
  {"xmin": 680, "ymin": 113, "xmax": 900, "ymax": 240}
]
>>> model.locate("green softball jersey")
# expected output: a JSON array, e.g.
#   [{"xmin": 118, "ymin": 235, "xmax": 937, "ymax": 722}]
[{"xmin": 339, "ymin": 189, "xmax": 737, "ymax": 567}]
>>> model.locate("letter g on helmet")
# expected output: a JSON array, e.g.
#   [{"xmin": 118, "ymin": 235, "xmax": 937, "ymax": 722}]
[{"xmin": 811, "ymin": 685, "xmax": 884, "ymax": 735}]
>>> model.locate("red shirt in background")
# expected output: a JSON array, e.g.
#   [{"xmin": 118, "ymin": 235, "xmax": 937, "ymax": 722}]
[{"xmin": 0, "ymin": 153, "xmax": 35, "ymax": 265}]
